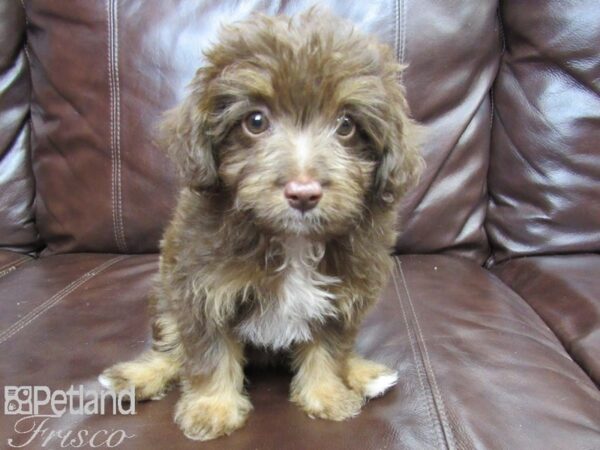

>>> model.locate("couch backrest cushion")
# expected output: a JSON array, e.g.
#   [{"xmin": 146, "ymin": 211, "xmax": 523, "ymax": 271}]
[
  {"xmin": 394, "ymin": 1, "xmax": 500, "ymax": 263},
  {"xmin": 26, "ymin": 0, "xmax": 499, "ymax": 261},
  {"xmin": 0, "ymin": 1, "xmax": 39, "ymax": 253},
  {"xmin": 487, "ymin": 0, "xmax": 600, "ymax": 263}
]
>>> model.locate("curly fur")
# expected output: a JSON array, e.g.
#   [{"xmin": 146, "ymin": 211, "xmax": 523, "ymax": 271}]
[{"xmin": 100, "ymin": 8, "xmax": 423, "ymax": 441}]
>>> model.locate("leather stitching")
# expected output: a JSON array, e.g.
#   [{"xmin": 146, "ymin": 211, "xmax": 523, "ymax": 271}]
[
  {"xmin": 113, "ymin": 0, "xmax": 126, "ymax": 252},
  {"xmin": 0, "ymin": 256, "xmax": 128, "ymax": 345},
  {"xmin": 400, "ymin": 0, "xmax": 407, "ymax": 65},
  {"xmin": 397, "ymin": 259, "xmax": 456, "ymax": 450},
  {"xmin": 0, "ymin": 266, "xmax": 18, "ymax": 279},
  {"xmin": 0, "ymin": 256, "xmax": 30, "ymax": 279},
  {"xmin": 107, "ymin": 0, "xmax": 118, "ymax": 251},
  {"xmin": 107, "ymin": 0, "xmax": 127, "ymax": 252},
  {"xmin": 393, "ymin": 0, "xmax": 400, "ymax": 62},
  {"xmin": 392, "ymin": 260, "xmax": 443, "ymax": 449},
  {"xmin": 396, "ymin": 0, "xmax": 407, "ymax": 85},
  {"xmin": 391, "ymin": 7, "xmax": 444, "ymax": 444},
  {"xmin": 0, "ymin": 256, "xmax": 28, "ymax": 273},
  {"xmin": 0, "ymin": 256, "xmax": 31, "ymax": 278}
]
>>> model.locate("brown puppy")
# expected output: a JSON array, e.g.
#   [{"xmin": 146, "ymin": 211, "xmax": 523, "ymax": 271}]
[{"xmin": 100, "ymin": 9, "xmax": 423, "ymax": 441}]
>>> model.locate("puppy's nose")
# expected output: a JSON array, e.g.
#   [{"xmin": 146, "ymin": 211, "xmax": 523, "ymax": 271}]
[{"xmin": 284, "ymin": 179, "xmax": 323, "ymax": 211}]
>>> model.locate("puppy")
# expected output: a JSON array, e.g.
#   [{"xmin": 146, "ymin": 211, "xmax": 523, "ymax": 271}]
[{"xmin": 100, "ymin": 9, "xmax": 422, "ymax": 441}]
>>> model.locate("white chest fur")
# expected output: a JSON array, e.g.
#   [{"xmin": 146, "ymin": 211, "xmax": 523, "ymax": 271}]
[{"xmin": 234, "ymin": 237, "xmax": 339, "ymax": 350}]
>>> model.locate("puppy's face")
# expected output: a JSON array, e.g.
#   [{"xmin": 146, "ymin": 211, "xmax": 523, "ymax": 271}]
[
  {"xmin": 218, "ymin": 101, "xmax": 375, "ymax": 237},
  {"xmin": 162, "ymin": 11, "xmax": 422, "ymax": 238}
]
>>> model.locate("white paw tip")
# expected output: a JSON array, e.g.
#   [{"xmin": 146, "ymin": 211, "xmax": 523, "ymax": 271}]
[
  {"xmin": 364, "ymin": 371, "xmax": 398, "ymax": 399},
  {"xmin": 98, "ymin": 374, "xmax": 114, "ymax": 390}
]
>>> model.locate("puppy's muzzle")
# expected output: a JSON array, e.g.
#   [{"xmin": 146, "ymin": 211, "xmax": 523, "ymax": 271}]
[{"xmin": 284, "ymin": 178, "xmax": 322, "ymax": 212}]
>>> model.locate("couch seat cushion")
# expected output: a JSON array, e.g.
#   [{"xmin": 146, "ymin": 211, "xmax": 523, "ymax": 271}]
[
  {"xmin": 0, "ymin": 254, "xmax": 598, "ymax": 449},
  {"xmin": 493, "ymin": 254, "xmax": 600, "ymax": 385}
]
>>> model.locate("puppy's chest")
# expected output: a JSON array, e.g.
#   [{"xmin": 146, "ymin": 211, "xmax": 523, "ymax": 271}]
[{"xmin": 234, "ymin": 240, "xmax": 338, "ymax": 350}]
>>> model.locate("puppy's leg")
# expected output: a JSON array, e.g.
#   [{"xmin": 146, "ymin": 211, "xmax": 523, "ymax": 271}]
[
  {"xmin": 99, "ymin": 313, "xmax": 182, "ymax": 401},
  {"xmin": 345, "ymin": 354, "xmax": 398, "ymax": 400},
  {"xmin": 291, "ymin": 339, "xmax": 363, "ymax": 421},
  {"xmin": 174, "ymin": 334, "xmax": 252, "ymax": 441}
]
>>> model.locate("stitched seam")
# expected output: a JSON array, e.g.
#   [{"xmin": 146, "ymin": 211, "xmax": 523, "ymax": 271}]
[
  {"xmin": 0, "ymin": 266, "xmax": 17, "ymax": 279},
  {"xmin": 0, "ymin": 256, "xmax": 128, "ymax": 345},
  {"xmin": 393, "ymin": 0, "xmax": 400, "ymax": 62},
  {"xmin": 0, "ymin": 256, "xmax": 29, "ymax": 273},
  {"xmin": 398, "ymin": 0, "xmax": 407, "ymax": 84},
  {"xmin": 398, "ymin": 260, "xmax": 455, "ymax": 450},
  {"xmin": 0, "ymin": 257, "xmax": 30, "ymax": 279},
  {"xmin": 107, "ymin": 0, "xmax": 119, "ymax": 251},
  {"xmin": 107, "ymin": 0, "xmax": 127, "ymax": 252},
  {"xmin": 392, "ymin": 261, "xmax": 443, "ymax": 449},
  {"xmin": 400, "ymin": 0, "xmax": 407, "ymax": 65},
  {"xmin": 113, "ymin": 0, "xmax": 127, "ymax": 252}
]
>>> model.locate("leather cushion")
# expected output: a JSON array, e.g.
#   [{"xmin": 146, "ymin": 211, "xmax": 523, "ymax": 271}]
[
  {"xmin": 25, "ymin": 0, "xmax": 499, "ymax": 261},
  {"xmin": 1, "ymin": 254, "xmax": 598, "ymax": 448},
  {"xmin": 0, "ymin": 1, "xmax": 39, "ymax": 253},
  {"xmin": 486, "ymin": 0, "xmax": 600, "ymax": 262},
  {"xmin": 493, "ymin": 254, "xmax": 600, "ymax": 386}
]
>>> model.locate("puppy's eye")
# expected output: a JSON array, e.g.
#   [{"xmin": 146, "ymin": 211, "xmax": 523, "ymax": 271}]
[
  {"xmin": 243, "ymin": 111, "xmax": 270, "ymax": 135},
  {"xmin": 335, "ymin": 115, "xmax": 355, "ymax": 138}
]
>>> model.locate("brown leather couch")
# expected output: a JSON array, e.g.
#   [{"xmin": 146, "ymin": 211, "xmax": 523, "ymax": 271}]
[{"xmin": 1, "ymin": 1, "xmax": 599, "ymax": 449}]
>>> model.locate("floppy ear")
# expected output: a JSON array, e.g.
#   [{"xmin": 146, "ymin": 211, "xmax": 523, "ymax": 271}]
[
  {"xmin": 159, "ymin": 73, "xmax": 219, "ymax": 191},
  {"xmin": 374, "ymin": 73, "xmax": 424, "ymax": 204}
]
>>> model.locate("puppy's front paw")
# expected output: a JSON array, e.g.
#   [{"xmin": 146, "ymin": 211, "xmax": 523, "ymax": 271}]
[
  {"xmin": 346, "ymin": 357, "xmax": 398, "ymax": 399},
  {"xmin": 174, "ymin": 391, "xmax": 252, "ymax": 441},
  {"xmin": 291, "ymin": 379, "xmax": 364, "ymax": 421},
  {"xmin": 99, "ymin": 352, "xmax": 179, "ymax": 401},
  {"xmin": 99, "ymin": 363, "xmax": 166, "ymax": 401}
]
